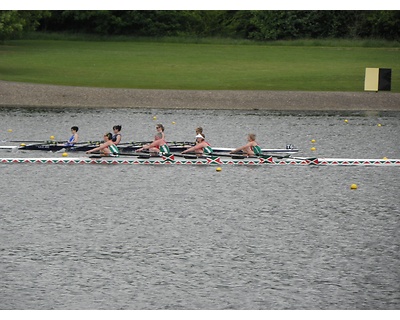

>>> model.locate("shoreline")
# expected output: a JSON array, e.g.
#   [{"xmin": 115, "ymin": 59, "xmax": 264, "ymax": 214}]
[{"xmin": 1, "ymin": 80, "xmax": 400, "ymax": 111}]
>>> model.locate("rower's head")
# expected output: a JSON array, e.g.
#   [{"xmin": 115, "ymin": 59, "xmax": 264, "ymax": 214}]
[
  {"xmin": 104, "ymin": 133, "xmax": 112, "ymax": 141},
  {"xmin": 113, "ymin": 125, "xmax": 122, "ymax": 132},
  {"xmin": 248, "ymin": 133, "xmax": 256, "ymax": 141},
  {"xmin": 71, "ymin": 126, "xmax": 79, "ymax": 132},
  {"xmin": 156, "ymin": 124, "xmax": 164, "ymax": 132},
  {"xmin": 154, "ymin": 132, "xmax": 163, "ymax": 140},
  {"xmin": 195, "ymin": 133, "xmax": 205, "ymax": 142},
  {"xmin": 196, "ymin": 127, "xmax": 203, "ymax": 134}
]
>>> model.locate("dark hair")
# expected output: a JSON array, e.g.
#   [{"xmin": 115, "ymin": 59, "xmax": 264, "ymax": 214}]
[
  {"xmin": 104, "ymin": 132, "xmax": 113, "ymax": 140},
  {"xmin": 113, "ymin": 125, "xmax": 122, "ymax": 131},
  {"xmin": 196, "ymin": 127, "xmax": 203, "ymax": 134},
  {"xmin": 71, "ymin": 126, "xmax": 79, "ymax": 132},
  {"xmin": 156, "ymin": 124, "xmax": 164, "ymax": 131}
]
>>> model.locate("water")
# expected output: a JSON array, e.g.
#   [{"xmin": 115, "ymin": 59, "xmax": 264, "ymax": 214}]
[{"xmin": 1, "ymin": 107, "xmax": 399, "ymax": 309}]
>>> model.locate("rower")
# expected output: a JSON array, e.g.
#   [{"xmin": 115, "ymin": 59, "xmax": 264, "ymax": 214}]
[
  {"xmin": 182, "ymin": 133, "xmax": 213, "ymax": 156},
  {"xmin": 136, "ymin": 132, "xmax": 170, "ymax": 155},
  {"xmin": 195, "ymin": 127, "xmax": 203, "ymax": 145},
  {"xmin": 64, "ymin": 126, "xmax": 79, "ymax": 146},
  {"xmin": 86, "ymin": 133, "xmax": 119, "ymax": 156},
  {"xmin": 156, "ymin": 123, "xmax": 165, "ymax": 140},
  {"xmin": 230, "ymin": 133, "xmax": 262, "ymax": 156},
  {"xmin": 112, "ymin": 125, "xmax": 122, "ymax": 145}
]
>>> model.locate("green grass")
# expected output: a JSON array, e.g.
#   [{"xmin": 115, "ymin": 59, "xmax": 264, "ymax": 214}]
[{"xmin": 1, "ymin": 38, "xmax": 399, "ymax": 92}]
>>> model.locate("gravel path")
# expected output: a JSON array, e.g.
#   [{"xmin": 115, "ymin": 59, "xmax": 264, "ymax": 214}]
[{"xmin": 1, "ymin": 80, "xmax": 399, "ymax": 111}]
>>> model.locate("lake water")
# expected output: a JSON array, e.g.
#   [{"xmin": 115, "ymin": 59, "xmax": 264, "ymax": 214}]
[{"xmin": 0, "ymin": 107, "xmax": 399, "ymax": 309}]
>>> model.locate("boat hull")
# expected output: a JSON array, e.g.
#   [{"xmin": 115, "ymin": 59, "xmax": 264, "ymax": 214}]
[
  {"xmin": 1, "ymin": 157, "xmax": 399, "ymax": 166},
  {"xmin": 16, "ymin": 144, "xmax": 299, "ymax": 154}
]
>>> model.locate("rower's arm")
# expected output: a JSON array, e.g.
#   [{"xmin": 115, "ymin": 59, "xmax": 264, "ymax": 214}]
[
  {"xmin": 183, "ymin": 144, "xmax": 202, "ymax": 153},
  {"xmin": 148, "ymin": 139, "xmax": 163, "ymax": 148},
  {"xmin": 87, "ymin": 141, "xmax": 109, "ymax": 153},
  {"xmin": 231, "ymin": 143, "xmax": 249, "ymax": 153}
]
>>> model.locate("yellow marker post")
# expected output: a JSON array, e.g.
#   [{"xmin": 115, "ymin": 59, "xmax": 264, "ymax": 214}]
[{"xmin": 364, "ymin": 68, "xmax": 379, "ymax": 92}]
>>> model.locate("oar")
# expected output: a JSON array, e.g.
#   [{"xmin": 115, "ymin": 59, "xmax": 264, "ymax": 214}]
[
  {"xmin": 264, "ymin": 153, "xmax": 291, "ymax": 159},
  {"xmin": 118, "ymin": 141, "xmax": 194, "ymax": 148},
  {"xmin": 151, "ymin": 152, "xmax": 198, "ymax": 159},
  {"xmin": 117, "ymin": 152, "xmax": 151, "ymax": 158},
  {"xmin": 118, "ymin": 141, "xmax": 152, "ymax": 146},
  {"xmin": 208, "ymin": 152, "xmax": 246, "ymax": 159},
  {"xmin": 171, "ymin": 153, "xmax": 247, "ymax": 159},
  {"xmin": 10, "ymin": 140, "xmax": 60, "ymax": 143},
  {"xmin": 20, "ymin": 140, "xmax": 100, "ymax": 147},
  {"xmin": 55, "ymin": 144, "xmax": 93, "ymax": 153},
  {"xmin": 124, "ymin": 151, "xmax": 197, "ymax": 159},
  {"xmin": 167, "ymin": 141, "xmax": 195, "ymax": 146},
  {"xmin": 88, "ymin": 152, "xmax": 151, "ymax": 158}
]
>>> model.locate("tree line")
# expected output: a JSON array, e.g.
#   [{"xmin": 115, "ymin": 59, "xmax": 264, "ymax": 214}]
[{"xmin": 1, "ymin": 10, "xmax": 399, "ymax": 42}]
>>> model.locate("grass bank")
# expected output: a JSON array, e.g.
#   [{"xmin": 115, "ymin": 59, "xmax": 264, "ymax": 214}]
[{"xmin": 1, "ymin": 37, "xmax": 399, "ymax": 92}]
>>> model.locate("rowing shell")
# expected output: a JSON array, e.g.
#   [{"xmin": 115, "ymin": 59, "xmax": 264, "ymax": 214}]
[
  {"xmin": 1, "ymin": 156, "xmax": 399, "ymax": 166},
  {"xmin": 11, "ymin": 143, "xmax": 299, "ymax": 154}
]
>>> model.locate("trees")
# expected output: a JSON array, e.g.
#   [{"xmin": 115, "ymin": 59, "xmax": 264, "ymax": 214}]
[
  {"xmin": 2, "ymin": 10, "xmax": 398, "ymax": 42},
  {"xmin": 0, "ymin": 11, "xmax": 50, "ymax": 42},
  {"xmin": 233, "ymin": 11, "xmax": 399, "ymax": 41}
]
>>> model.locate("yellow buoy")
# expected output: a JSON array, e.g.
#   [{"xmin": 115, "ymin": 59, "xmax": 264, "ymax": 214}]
[
  {"xmin": 216, "ymin": 167, "xmax": 222, "ymax": 172},
  {"xmin": 377, "ymin": 123, "xmax": 382, "ymax": 127},
  {"xmin": 344, "ymin": 119, "xmax": 348, "ymax": 123},
  {"xmin": 20, "ymin": 143, "xmax": 26, "ymax": 147},
  {"xmin": 50, "ymin": 135, "xmax": 55, "ymax": 140},
  {"xmin": 172, "ymin": 121, "xmax": 176, "ymax": 125},
  {"xmin": 7, "ymin": 129, "xmax": 13, "ymax": 133},
  {"xmin": 350, "ymin": 184, "xmax": 358, "ymax": 190},
  {"xmin": 62, "ymin": 152, "xmax": 68, "ymax": 157},
  {"xmin": 153, "ymin": 116, "xmax": 157, "ymax": 120},
  {"xmin": 383, "ymin": 157, "xmax": 388, "ymax": 160},
  {"xmin": 311, "ymin": 147, "xmax": 316, "ymax": 151},
  {"xmin": 311, "ymin": 139, "xmax": 316, "ymax": 143}
]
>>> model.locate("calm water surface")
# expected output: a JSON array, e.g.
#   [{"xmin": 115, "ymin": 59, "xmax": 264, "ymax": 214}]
[{"xmin": 0, "ymin": 107, "xmax": 399, "ymax": 309}]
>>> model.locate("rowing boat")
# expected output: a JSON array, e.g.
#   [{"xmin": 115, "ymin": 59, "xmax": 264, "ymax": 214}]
[
  {"xmin": 2, "ymin": 143, "xmax": 300, "ymax": 154},
  {"xmin": 1, "ymin": 156, "xmax": 399, "ymax": 166}
]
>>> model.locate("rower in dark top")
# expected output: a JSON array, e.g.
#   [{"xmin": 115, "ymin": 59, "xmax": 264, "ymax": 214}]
[
  {"xmin": 112, "ymin": 125, "xmax": 122, "ymax": 145},
  {"xmin": 64, "ymin": 126, "xmax": 79, "ymax": 146}
]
